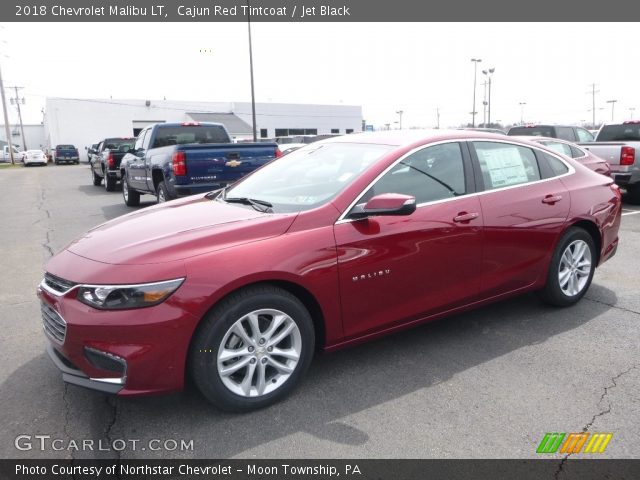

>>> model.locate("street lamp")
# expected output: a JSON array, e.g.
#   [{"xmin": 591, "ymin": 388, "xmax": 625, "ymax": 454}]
[
  {"xmin": 519, "ymin": 102, "xmax": 527, "ymax": 124},
  {"xmin": 246, "ymin": 0, "xmax": 257, "ymax": 141},
  {"xmin": 629, "ymin": 107, "xmax": 636, "ymax": 119},
  {"xmin": 482, "ymin": 68, "xmax": 495, "ymax": 127},
  {"xmin": 470, "ymin": 58, "xmax": 482, "ymax": 127},
  {"xmin": 606, "ymin": 99, "xmax": 617, "ymax": 122},
  {"xmin": 396, "ymin": 110, "xmax": 403, "ymax": 130}
]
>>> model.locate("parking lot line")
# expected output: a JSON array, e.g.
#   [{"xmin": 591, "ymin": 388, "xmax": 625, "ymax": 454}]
[{"xmin": 621, "ymin": 210, "xmax": 640, "ymax": 216}]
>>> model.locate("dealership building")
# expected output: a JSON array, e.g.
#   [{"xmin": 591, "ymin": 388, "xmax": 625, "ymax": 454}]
[{"xmin": 42, "ymin": 97, "xmax": 363, "ymax": 161}]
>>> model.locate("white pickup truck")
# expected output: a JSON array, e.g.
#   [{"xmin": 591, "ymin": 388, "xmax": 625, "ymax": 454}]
[
  {"xmin": 0, "ymin": 145, "xmax": 26, "ymax": 163},
  {"xmin": 580, "ymin": 121, "xmax": 640, "ymax": 203}
]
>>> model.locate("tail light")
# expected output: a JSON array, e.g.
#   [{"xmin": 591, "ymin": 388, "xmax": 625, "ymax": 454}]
[
  {"xmin": 172, "ymin": 151, "xmax": 186, "ymax": 176},
  {"xmin": 107, "ymin": 152, "xmax": 115, "ymax": 169},
  {"xmin": 275, "ymin": 148, "xmax": 283, "ymax": 158},
  {"xmin": 620, "ymin": 146, "xmax": 635, "ymax": 166}
]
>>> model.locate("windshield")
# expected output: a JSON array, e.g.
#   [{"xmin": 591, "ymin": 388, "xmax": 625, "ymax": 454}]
[
  {"xmin": 224, "ymin": 142, "xmax": 394, "ymax": 213},
  {"xmin": 508, "ymin": 126, "xmax": 554, "ymax": 137},
  {"xmin": 597, "ymin": 124, "xmax": 640, "ymax": 142}
]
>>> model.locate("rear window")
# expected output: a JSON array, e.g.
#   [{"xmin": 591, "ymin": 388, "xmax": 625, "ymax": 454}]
[
  {"xmin": 152, "ymin": 125, "xmax": 229, "ymax": 148},
  {"xmin": 597, "ymin": 124, "xmax": 640, "ymax": 142},
  {"xmin": 56, "ymin": 145, "xmax": 75, "ymax": 150},
  {"xmin": 508, "ymin": 126, "xmax": 554, "ymax": 137},
  {"xmin": 103, "ymin": 138, "xmax": 135, "ymax": 152}
]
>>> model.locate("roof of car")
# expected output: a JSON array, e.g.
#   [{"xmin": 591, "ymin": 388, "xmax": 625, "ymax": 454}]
[{"xmin": 326, "ymin": 129, "xmax": 509, "ymax": 147}]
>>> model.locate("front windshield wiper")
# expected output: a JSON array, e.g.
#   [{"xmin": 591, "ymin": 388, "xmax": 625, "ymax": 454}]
[{"xmin": 223, "ymin": 197, "xmax": 274, "ymax": 213}]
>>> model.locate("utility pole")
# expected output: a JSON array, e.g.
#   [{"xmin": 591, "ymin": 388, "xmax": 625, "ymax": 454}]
[
  {"xmin": 246, "ymin": 0, "xmax": 257, "ymax": 142},
  {"xmin": 436, "ymin": 107, "xmax": 440, "ymax": 129},
  {"xmin": 470, "ymin": 58, "xmax": 482, "ymax": 127},
  {"xmin": 396, "ymin": 110, "xmax": 403, "ymax": 130},
  {"xmin": 587, "ymin": 84, "xmax": 599, "ymax": 128},
  {"xmin": 0, "ymin": 63, "xmax": 15, "ymax": 164},
  {"xmin": 482, "ymin": 80, "xmax": 488, "ymax": 127},
  {"xmin": 519, "ymin": 102, "xmax": 527, "ymax": 124},
  {"xmin": 606, "ymin": 99, "xmax": 617, "ymax": 122},
  {"xmin": 8, "ymin": 86, "xmax": 27, "ymax": 150}
]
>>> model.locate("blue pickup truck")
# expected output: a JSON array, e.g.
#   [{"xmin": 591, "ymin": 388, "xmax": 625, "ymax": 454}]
[{"xmin": 120, "ymin": 123, "xmax": 279, "ymax": 206}]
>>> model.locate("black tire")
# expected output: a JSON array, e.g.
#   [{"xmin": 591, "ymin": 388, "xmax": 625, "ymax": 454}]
[
  {"xmin": 156, "ymin": 181, "xmax": 174, "ymax": 203},
  {"xmin": 122, "ymin": 173, "xmax": 140, "ymax": 207},
  {"xmin": 189, "ymin": 285, "xmax": 315, "ymax": 412},
  {"xmin": 91, "ymin": 167, "xmax": 102, "ymax": 186},
  {"xmin": 538, "ymin": 227, "xmax": 596, "ymax": 307},
  {"xmin": 104, "ymin": 171, "xmax": 116, "ymax": 191},
  {"xmin": 624, "ymin": 184, "xmax": 640, "ymax": 205}
]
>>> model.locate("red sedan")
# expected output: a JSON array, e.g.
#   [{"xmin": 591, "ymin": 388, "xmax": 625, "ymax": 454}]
[{"xmin": 38, "ymin": 131, "xmax": 621, "ymax": 411}]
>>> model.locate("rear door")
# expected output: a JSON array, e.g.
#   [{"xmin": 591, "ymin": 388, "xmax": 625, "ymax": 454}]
[
  {"xmin": 469, "ymin": 141, "xmax": 570, "ymax": 297},
  {"xmin": 334, "ymin": 141, "xmax": 484, "ymax": 339}
]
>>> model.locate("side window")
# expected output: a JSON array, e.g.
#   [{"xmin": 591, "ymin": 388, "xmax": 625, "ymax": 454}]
[
  {"xmin": 361, "ymin": 143, "xmax": 466, "ymax": 205},
  {"xmin": 556, "ymin": 127, "xmax": 575, "ymax": 141},
  {"xmin": 134, "ymin": 130, "xmax": 146, "ymax": 150},
  {"xmin": 142, "ymin": 129, "xmax": 153, "ymax": 150},
  {"xmin": 569, "ymin": 145, "xmax": 585, "ymax": 158},
  {"xmin": 541, "ymin": 141, "xmax": 572, "ymax": 157},
  {"xmin": 473, "ymin": 142, "xmax": 541, "ymax": 190},
  {"xmin": 575, "ymin": 128, "xmax": 594, "ymax": 142},
  {"xmin": 539, "ymin": 151, "xmax": 570, "ymax": 176}
]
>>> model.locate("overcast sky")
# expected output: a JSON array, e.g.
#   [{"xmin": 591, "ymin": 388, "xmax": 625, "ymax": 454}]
[{"xmin": 0, "ymin": 22, "xmax": 637, "ymax": 129}]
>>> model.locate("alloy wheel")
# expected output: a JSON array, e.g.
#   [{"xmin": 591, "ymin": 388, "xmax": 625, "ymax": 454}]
[
  {"xmin": 558, "ymin": 239, "xmax": 592, "ymax": 297},
  {"xmin": 217, "ymin": 309, "xmax": 302, "ymax": 397}
]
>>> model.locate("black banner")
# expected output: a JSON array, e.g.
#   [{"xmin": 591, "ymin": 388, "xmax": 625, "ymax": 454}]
[
  {"xmin": 2, "ymin": 459, "xmax": 640, "ymax": 480},
  {"xmin": 3, "ymin": 0, "xmax": 640, "ymax": 22}
]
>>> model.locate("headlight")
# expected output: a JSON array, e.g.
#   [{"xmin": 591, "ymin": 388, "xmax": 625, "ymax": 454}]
[{"xmin": 77, "ymin": 278, "xmax": 184, "ymax": 310}]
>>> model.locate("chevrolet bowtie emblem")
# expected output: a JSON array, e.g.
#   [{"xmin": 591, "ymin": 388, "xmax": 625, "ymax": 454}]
[{"xmin": 225, "ymin": 160, "xmax": 242, "ymax": 167}]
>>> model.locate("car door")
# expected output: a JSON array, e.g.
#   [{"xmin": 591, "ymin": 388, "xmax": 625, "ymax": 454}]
[
  {"xmin": 92, "ymin": 142, "xmax": 104, "ymax": 175},
  {"xmin": 127, "ymin": 129, "xmax": 148, "ymax": 190},
  {"xmin": 469, "ymin": 140, "xmax": 570, "ymax": 297},
  {"xmin": 334, "ymin": 141, "xmax": 483, "ymax": 339}
]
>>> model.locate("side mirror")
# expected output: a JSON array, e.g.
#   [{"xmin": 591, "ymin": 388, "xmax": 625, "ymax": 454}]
[{"xmin": 350, "ymin": 193, "xmax": 416, "ymax": 219}]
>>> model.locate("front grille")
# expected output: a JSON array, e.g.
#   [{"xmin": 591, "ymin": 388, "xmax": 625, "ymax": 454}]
[
  {"xmin": 41, "ymin": 301, "xmax": 67, "ymax": 344},
  {"xmin": 43, "ymin": 273, "xmax": 77, "ymax": 295}
]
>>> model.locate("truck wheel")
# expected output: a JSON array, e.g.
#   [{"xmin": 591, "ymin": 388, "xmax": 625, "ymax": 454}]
[
  {"xmin": 624, "ymin": 185, "xmax": 640, "ymax": 205},
  {"xmin": 189, "ymin": 285, "xmax": 315, "ymax": 412},
  {"xmin": 91, "ymin": 168, "xmax": 102, "ymax": 186},
  {"xmin": 537, "ymin": 227, "xmax": 596, "ymax": 307},
  {"xmin": 104, "ymin": 172, "xmax": 116, "ymax": 192},
  {"xmin": 122, "ymin": 174, "xmax": 140, "ymax": 207},
  {"xmin": 156, "ymin": 181, "xmax": 174, "ymax": 203}
]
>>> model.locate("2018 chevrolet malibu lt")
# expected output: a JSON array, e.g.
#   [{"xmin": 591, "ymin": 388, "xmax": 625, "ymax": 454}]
[{"xmin": 38, "ymin": 130, "xmax": 621, "ymax": 411}]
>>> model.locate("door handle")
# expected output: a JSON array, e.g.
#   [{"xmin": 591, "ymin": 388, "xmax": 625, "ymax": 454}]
[
  {"xmin": 542, "ymin": 194, "xmax": 563, "ymax": 205},
  {"xmin": 453, "ymin": 212, "xmax": 479, "ymax": 223}
]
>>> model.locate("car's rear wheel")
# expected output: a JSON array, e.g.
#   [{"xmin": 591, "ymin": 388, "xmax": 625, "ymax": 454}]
[
  {"xmin": 91, "ymin": 167, "xmax": 102, "ymax": 186},
  {"xmin": 190, "ymin": 286, "xmax": 315, "ymax": 412},
  {"xmin": 104, "ymin": 171, "xmax": 116, "ymax": 191},
  {"xmin": 538, "ymin": 227, "xmax": 596, "ymax": 307},
  {"xmin": 624, "ymin": 184, "xmax": 640, "ymax": 205},
  {"xmin": 156, "ymin": 181, "xmax": 175, "ymax": 203},
  {"xmin": 122, "ymin": 174, "xmax": 140, "ymax": 207}
]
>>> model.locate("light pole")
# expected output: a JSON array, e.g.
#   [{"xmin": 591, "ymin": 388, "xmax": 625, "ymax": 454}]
[
  {"xmin": 519, "ymin": 102, "xmax": 526, "ymax": 124},
  {"xmin": 470, "ymin": 58, "xmax": 482, "ymax": 127},
  {"xmin": 246, "ymin": 0, "xmax": 257, "ymax": 141},
  {"xmin": 396, "ymin": 110, "xmax": 403, "ymax": 130},
  {"xmin": 482, "ymin": 68, "xmax": 495, "ymax": 127},
  {"xmin": 606, "ymin": 100, "xmax": 617, "ymax": 122},
  {"xmin": 629, "ymin": 107, "xmax": 635, "ymax": 119}
]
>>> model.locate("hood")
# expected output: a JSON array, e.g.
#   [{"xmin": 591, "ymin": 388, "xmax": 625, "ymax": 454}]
[{"xmin": 66, "ymin": 196, "xmax": 297, "ymax": 265}]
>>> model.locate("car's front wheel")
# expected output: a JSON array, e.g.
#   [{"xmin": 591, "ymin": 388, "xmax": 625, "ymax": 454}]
[
  {"xmin": 122, "ymin": 173, "xmax": 140, "ymax": 207},
  {"xmin": 190, "ymin": 286, "xmax": 315, "ymax": 412},
  {"xmin": 91, "ymin": 167, "xmax": 102, "ymax": 186},
  {"xmin": 538, "ymin": 227, "xmax": 596, "ymax": 307}
]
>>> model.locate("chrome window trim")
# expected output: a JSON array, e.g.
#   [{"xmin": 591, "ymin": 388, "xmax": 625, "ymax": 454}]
[
  {"xmin": 336, "ymin": 137, "xmax": 575, "ymax": 225},
  {"xmin": 40, "ymin": 277, "xmax": 185, "ymax": 297}
]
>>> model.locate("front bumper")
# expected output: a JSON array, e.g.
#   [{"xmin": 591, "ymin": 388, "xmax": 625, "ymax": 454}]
[{"xmin": 38, "ymin": 277, "xmax": 199, "ymax": 396}]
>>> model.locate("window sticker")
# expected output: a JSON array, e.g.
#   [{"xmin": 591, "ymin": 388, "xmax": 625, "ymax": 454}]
[{"xmin": 477, "ymin": 146, "xmax": 529, "ymax": 187}]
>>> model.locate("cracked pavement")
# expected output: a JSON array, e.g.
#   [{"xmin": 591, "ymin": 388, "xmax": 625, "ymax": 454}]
[{"xmin": 0, "ymin": 164, "xmax": 639, "ymax": 464}]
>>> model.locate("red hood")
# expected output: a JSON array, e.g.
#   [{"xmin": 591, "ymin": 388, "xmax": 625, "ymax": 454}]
[{"xmin": 65, "ymin": 196, "xmax": 297, "ymax": 265}]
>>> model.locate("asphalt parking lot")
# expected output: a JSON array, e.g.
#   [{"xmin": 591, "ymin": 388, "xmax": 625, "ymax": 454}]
[{"xmin": 1, "ymin": 164, "xmax": 639, "ymax": 460}]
